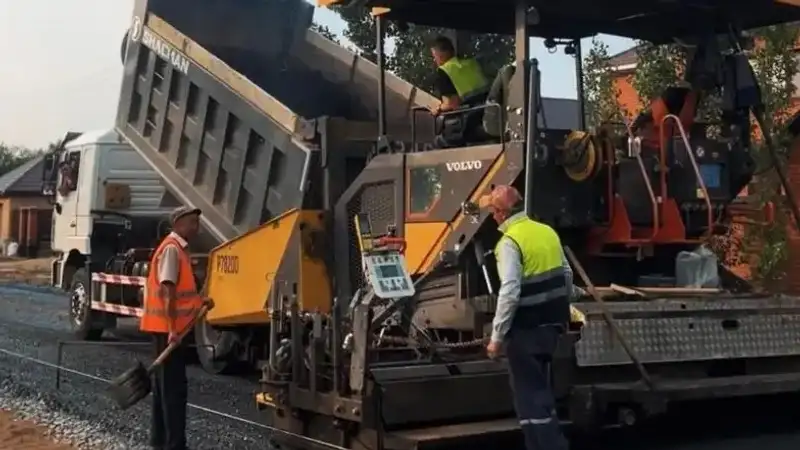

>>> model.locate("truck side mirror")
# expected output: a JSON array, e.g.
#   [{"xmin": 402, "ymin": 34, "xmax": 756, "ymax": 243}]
[
  {"xmin": 41, "ymin": 153, "xmax": 58, "ymax": 197},
  {"xmin": 43, "ymin": 153, "xmax": 55, "ymax": 174}
]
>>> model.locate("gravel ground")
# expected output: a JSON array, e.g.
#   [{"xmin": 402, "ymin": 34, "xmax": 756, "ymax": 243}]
[
  {"xmin": 1, "ymin": 282, "xmax": 800, "ymax": 450},
  {"xmin": 0, "ymin": 284, "xmax": 272, "ymax": 450}
]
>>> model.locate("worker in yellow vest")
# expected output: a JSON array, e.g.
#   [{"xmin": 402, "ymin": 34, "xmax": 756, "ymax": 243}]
[
  {"xmin": 429, "ymin": 35, "xmax": 489, "ymax": 115},
  {"xmin": 428, "ymin": 35, "xmax": 490, "ymax": 148},
  {"xmin": 429, "ymin": 35, "xmax": 489, "ymax": 116},
  {"xmin": 478, "ymin": 185, "xmax": 570, "ymax": 450},
  {"xmin": 141, "ymin": 206, "xmax": 211, "ymax": 450}
]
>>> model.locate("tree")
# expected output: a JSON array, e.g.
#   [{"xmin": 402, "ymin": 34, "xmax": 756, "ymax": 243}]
[
  {"xmin": 332, "ymin": 6, "xmax": 381, "ymax": 63},
  {"xmin": 311, "ymin": 23, "xmax": 339, "ymax": 42},
  {"xmin": 582, "ymin": 38, "xmax": 624, "ymax": 129},
  {"xmin": 741, "ymin": 25, "xmax": 800, "ymax": 286},
  {"xmin": 332, "ymin": 7, "xmax": 514, "ymax": 92},
  {"xmin": 631, "ymin": 42, "xmax": 721, "ymax": 124},
  {"xmin": 630, "ymin": 43, "xmax": 685, "ymax": 110},
  {"xmin": 0, "ymin": 144, "xmax": 40, "ymax": 177}
]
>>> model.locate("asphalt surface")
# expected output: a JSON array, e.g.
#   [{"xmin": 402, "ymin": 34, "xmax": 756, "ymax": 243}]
[{"xmin": 0, "ymin": 282, "xmax": 799, "ymax": 449}]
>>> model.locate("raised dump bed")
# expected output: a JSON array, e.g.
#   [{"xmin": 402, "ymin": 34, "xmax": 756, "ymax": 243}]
[{"xmin": 116, "ymin": 0, "xmax": 438, "ymax": 243}]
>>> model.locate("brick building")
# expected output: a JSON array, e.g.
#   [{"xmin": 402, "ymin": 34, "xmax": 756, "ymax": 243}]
[
  {"xmin": 607, "ymin": 46, "xmax": 641, "ymax": 116},
  {"xmin": 0, "ymin": 156, "xmax": 52, "ymax": 257},
  {"xmin": 604, "ymin": 45, "xmax": 800, "ymax": 291}
]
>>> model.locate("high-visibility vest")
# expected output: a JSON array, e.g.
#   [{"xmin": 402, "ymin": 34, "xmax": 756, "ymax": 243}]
[
  {"xmin": 140, "ymin": 235, "xmax": 203, "ymax": 334},
  {"xmin": 438, "ymin": 56, "xmax": 489, "ymax": 100},
  {"xmin": 496, "ymin": 214, "xmax": 568, "ymax": 306}
]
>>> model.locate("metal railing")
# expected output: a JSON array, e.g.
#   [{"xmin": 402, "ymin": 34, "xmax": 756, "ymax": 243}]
[
  {"xmin": 410, "ymin": 102, "xmax": 505, "ymax": 151},
  {"xmin": 659, "ymin": 113, "xmax": 713, "ymax": 238}
]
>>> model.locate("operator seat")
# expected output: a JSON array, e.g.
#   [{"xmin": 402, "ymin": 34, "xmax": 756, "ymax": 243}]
[
  {"xmin": 482, "ymin": 63, "xmax": 515, "ymax": 139},
  {"xmin": 433, "ymin": 62, "xmax": 524, "ymax": 147},
  {"xmin": 433, "ymin": 89, "xmax": 491, "ymax": 148}
]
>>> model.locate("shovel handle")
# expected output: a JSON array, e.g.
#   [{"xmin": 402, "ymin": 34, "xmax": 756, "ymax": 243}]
[
  {"xmin": 563, "ymin": 246, "xmax": 656, "ymax": 390},
  {"xmin": 149, "ymin": 304, "xmax": 210, "ymax": 371}
]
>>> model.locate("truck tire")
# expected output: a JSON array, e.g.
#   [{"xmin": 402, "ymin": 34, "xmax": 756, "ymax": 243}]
[
  {"xmin": 69, "ymin": 269, "xmax": 104, "ymax": 340},
  {"xmin": 194, "ymin": 315, "xmax": 240, "ymax": 375}
]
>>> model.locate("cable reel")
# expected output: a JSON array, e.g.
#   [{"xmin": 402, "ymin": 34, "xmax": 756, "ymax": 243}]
[{"xmin": 561, "ymin": 130, "xmax": 604, "ymax": 182}]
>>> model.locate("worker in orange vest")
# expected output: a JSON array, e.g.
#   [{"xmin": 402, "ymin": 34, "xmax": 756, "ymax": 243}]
[{"xmin": 141, "ymin": 206, "xmax": 211, "ymax": 450}]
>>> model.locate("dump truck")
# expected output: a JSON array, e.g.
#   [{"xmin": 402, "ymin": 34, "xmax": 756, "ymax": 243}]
[
  {"xmin": 46, "ymin": 0, "xmax": 578, "ymax": 374},
  {"xmin": 48, "ymin": 0, "xmax": 439, "ymax": 372},
  {"xmin": 46, "ymin": 0, "xmax": 800, "ymax": 447}
]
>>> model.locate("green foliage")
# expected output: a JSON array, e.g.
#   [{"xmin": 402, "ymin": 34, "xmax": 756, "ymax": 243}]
[
  {"xmin": 742, "ymin": 25, "xmax": 800, "ymax": 286},
  {"xmin": 630, "ymin": 43, "xmax": 686, "ymax": 110},
  {"xmin": 632, "ymin": 42, "xmax": 723, "ymax": 131},
  {"xmin": 0, "ymin": 144, "xmax": 41, "ymax": 177},
  {"xmin": 331, "ymin": 7, "xmax": 513, "ymax": 93},
  {"xmin": 750, "ymin": 26, "xmax": 800, "ymax": 142},
  {"xmin": 311, "ymin": 22, "xmax": 338, "ymax": 42},
  {"xmin": 581, "ymin": 38, "xmax": 624, "ymax": 129}
]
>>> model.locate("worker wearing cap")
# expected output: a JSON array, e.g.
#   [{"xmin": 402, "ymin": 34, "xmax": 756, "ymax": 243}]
[
  {"xmin": 478, "ymin": 185, "xmax": 570, "ymax": 450},
  {"xmin": 141, "ymin": 206, "xmax": 211, "ymax": 450}
]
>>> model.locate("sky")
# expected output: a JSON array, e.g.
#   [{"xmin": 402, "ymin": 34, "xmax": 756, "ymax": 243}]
[{"xmin": 0, "ymin": 0, "xmax": 634, "ymax": 149}]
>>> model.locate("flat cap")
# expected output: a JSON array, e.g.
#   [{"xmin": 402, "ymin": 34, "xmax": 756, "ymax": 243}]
[
  {"xmin": 170, "ymin": 206, "xmax": 201, "ymax": 225},
  {"xmin": 477, "ymin": 185, "xmax": 521, "ymax": 211}
]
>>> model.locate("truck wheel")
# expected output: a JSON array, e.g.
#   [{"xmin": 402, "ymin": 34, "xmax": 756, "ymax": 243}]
[
  {"xmin": 69, "ymin": 269, "xmax": 103, "ymax": 340},
  {"xmin": 194, "ymin": 315, "xmax": 240, "ymax": 375}
]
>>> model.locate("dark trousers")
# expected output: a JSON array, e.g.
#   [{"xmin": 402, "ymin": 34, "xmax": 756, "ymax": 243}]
[
  {"xmin": 150, "ymin": 333, "xmax": 188, "ymax": 450},
  {"xmin": 506, "ymin": 325, "xmax": 569, "ymax": 450}
]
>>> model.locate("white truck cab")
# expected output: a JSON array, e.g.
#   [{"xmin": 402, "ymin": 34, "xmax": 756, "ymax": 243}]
[{"xmin": 48, "ymin": 129, "xmax": 176, "ymax": 291}]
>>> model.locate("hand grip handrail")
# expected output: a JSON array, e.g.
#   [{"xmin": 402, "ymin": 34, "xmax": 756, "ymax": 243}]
[
  {"xmin": 410, "ymin": 103, "xmax": 504, "ymax": 152},
  {"xmin": 630, "ymin": 136, "xmax": 660, "ymax": 241},
  {"xmin": 659, "ymin": 114, "xmax": 713, "ymax": 238}
]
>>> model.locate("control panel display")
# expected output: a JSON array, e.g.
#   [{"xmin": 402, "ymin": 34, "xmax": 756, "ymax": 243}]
[
  {"xmin": 699, "ymin": 164, "xmax": 721, "ymax": 188},
  {"xmin": 376, "ymin": 264, "xmax": 401, "ymax": 278},
  {"xmin": 363, "ymin": 252, "xmax": 415, "ymax": 299}
]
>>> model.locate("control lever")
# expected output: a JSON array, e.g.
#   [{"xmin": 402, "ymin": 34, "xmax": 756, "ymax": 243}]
[
  {"xmin": 473, "ymin": 241, "xmax": 494, "ymax": 296},
  {"xmin": 462, "ymin": 201, "xmax": 481, "ymax": 224}
]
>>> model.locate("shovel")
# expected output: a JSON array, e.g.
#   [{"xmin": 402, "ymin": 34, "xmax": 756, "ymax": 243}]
[{"xmin": 106, "ymin": 304, "xmax": 210, "ymax": 410}]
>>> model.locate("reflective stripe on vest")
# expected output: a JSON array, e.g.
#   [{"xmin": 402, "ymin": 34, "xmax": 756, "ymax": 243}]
[
  {"xmin": 438, "ymin": 57, "xmax": 489, "ymax": 100},
  {"xmin": 140, "ymin": 235, "xmax": 203, "ymax": 334},
  {"xmin": 496, "ymin": 213, "xmax": 567, "ymax": 306}
]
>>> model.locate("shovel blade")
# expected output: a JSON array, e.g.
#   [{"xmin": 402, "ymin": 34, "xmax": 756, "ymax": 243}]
[{"xmin": 106, "ymin": 362, "xmax": 152, "ymax": 410}]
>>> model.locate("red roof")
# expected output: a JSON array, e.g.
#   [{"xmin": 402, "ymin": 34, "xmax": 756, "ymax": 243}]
[{"xmin": 607, "ymin": 45, "xmax": 641, "ymax": 70}]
